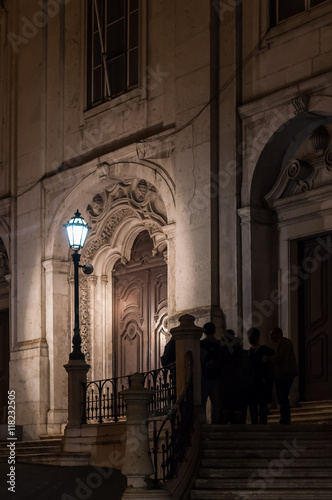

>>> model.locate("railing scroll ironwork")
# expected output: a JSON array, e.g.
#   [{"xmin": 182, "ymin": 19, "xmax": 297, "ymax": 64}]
[
  {"xmin": 149, "ymin": 351, "xmax": 194, "ymax": 486},
  {"xmin": 82, "ymin": 363, "xmax": 176, "ymax": 424}
]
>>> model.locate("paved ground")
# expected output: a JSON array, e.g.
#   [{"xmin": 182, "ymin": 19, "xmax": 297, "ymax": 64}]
[{"xmin": 0, "ymin": 462, "xmax": 127, "ymax": 500}]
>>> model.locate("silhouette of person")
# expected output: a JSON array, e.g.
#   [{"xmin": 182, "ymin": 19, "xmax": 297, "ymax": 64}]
[
  {"xmin": 265, "ymin": 327, "xmax": 298, "ymax": 425},
  {"xmin": 220, "ymin": 329, "xmax": 247, "ymax": 424},
  {"xmin": 246, "ymin": 328, "xmax": 274, "ymax": 424},
  {"xmin": 201, "ymin": 322, "xmax": 221, "ymax": 424}
]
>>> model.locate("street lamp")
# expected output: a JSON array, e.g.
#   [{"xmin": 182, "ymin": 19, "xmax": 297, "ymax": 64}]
[{"xmin": 64, "ymin": 210, "xmax": 94, "ymax": 360}]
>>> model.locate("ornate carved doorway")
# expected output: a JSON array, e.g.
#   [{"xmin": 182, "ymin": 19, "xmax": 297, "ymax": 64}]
[
  {"xmin": 112, "ymin": 231, "xmax": 168, "ymax": 377},
  {"xmin": 298, "ymin": 233, "xmax": 332, "ymax": 401}
]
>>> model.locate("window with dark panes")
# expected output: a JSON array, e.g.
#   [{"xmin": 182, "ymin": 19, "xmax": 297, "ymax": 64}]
[
  {"xmin": 87, "ymin": 0, "xmax": 139, "ymax": 108},
  {"xmin": 271, "ymin": 0, "xmax": 329, "ymax": 26}
]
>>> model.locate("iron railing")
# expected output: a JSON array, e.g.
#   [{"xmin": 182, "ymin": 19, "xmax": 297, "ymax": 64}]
[
  {"xmin": 82, "ymin": 363, "xmax": 176, "ymax": 424},
  {"xmin": 149, "ymin": 352, "xmax": 194, "ymax": 485}
]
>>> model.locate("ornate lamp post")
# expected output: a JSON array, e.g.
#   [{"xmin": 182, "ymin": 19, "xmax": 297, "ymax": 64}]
[{"xmin": 64, "ymin": 210, "xmax": 93, "ymax": 361}]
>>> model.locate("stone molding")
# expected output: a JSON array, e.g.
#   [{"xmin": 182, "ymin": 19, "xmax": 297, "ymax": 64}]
[{"xmin": 238, "ymin": 70, "xmax": 332, "ymax": 119}]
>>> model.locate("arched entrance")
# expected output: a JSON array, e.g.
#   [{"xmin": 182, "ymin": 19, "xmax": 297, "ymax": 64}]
[
  {"xmin": 112, "ymin": 230, "xmax": 168, "ymax": 376},
  {"xmin": 240, "ymin": 107, "xmax": 332, "ymax": 403}
]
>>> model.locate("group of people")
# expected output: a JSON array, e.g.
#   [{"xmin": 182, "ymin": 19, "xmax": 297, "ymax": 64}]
[{"xmin": 200, "ymin": 323, "xmax": 298, "ymax": 425}]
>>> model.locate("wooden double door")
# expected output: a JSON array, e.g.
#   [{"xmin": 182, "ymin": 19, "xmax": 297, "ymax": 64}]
[
  {"xmin": 298, "ymin": 234, "xmax": 332, "ymax": 401},
  {"xmin": 112, "ymin": 231, "xmax": 168, "ymax": 377}
]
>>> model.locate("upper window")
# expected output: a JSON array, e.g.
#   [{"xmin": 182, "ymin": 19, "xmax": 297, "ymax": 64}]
[
  {"xmin": 270, "ymin": 0, "xmax": 328, "ymax": 25},
  {"xmin": 87, "ymin": 0, "xmax": 139, "ymax": 109}
]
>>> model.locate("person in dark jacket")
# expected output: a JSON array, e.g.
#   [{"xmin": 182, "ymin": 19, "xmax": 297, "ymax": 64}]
[
  {"xmin": 265, "ymin": 327, "xmax": 298, "ymax": 424},
  {"xmin": 220, "ymin": 329, "xmax": 247, "ymax": 424},
  {"xmin": 246, "ymin": 327, "xmax": 274, "ymax": 424},
  {"xmin": 201, "ymin": 322, "xmax": 221, "ymax": 424}
]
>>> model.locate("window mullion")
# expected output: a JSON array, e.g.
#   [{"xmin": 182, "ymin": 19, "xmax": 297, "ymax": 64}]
[{"xmin": 93, "ymin": 0, "xmax": 111, "ymax": 98}]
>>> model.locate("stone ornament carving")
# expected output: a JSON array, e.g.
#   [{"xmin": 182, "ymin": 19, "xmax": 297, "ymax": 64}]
[
  {"xmin": 310, "ymin": 126, "xmax": 330, "ymax": 152},
  {"xmin": 79, "ymin": 276, "xmax": 91, "ymax": 363},
  {"xmin": 83, "ymin": 178, "xmax": 168, "ymax": 261},
  {"xmin": 265, "ymin": 127, "xmax": 332, "ymax": 206},
  {"xmin": 87, "ymin": 193, "xmax": 105, "ymax": 217},
  {"xmin": 83, "ymin": 208, "xmax": 135, "ymax": 261},
  {"xmin": 324, "ymin": 147, "xmax": 332, "ymax": 171},
  {"xmin": 291, "ymin": 94, "xmax": 310, "ymax": 115}
]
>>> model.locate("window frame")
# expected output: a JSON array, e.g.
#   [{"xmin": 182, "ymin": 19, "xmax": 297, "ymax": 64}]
[
  {"xmin": 271, "ymin": 0, "xmax": 330, "ymax": 26},
  {"xmin": 85, "ymin": 0, "xmax": 143, "ymax": 111}
]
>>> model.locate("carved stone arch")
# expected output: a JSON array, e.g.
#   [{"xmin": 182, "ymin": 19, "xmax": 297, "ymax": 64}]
[
  {"xmin": 44, "ymin": 156, "xmax": 175, "ymax": 263},
  {"xmin": 250, "ymin": 110, "xmax": 332, "ymax": 207},
  {"xmin": 241, "ymin": 104, "xmax": 332, "ymax": 402}
]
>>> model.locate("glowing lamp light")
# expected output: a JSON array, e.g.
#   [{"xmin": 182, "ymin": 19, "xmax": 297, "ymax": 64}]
[{"xmin": 65, "ymin": 210, "xmax": 90, "ymax": 251}]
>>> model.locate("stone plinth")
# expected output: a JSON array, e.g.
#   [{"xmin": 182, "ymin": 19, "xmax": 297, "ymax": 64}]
[
  {"xmin": 120, "ymin": 372, "xmax": 155, "ymax": 498},
  {"xmin": 64, "ymin": 359, "xmax": 90, "ymax": 428},
  {"xmin": 170, "ymin": 314, "xmax": 203, "ymax": 406}
]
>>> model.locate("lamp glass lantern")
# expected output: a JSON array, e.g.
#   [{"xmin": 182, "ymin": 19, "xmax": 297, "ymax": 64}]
[
  {"xmin": 65, "ymin": 210, "xmax": 90, "ymax": 251},
  {"xmin": 64, "ymin": 209, "xmax": 92, "ymax": 361}
]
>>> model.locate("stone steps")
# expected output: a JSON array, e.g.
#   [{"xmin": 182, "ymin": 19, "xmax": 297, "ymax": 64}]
[
  {"xmin": 190, "ymin": 490, "xmax": 332, "ymax": 500},
  {"xmin": 0, "ymin": 437, "xmax": 90, "ymax": 466},
  {"xmin": 268, "ymin": 400, "xmax": 332, "ymax": 423},
  {"xmin": 190, "ymin": 416, "xmax": 332, "ymax": 500}
]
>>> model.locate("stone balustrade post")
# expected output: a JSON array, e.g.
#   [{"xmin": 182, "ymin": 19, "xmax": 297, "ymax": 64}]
[
  {"xmin": 170, "ymin": 314, "xmax": 204, "ymax": 406},
  {"xmin": 120, "ymin": 373, "xmax": 160, "ymax": 499},
  {"xmin": 63, "ymin": 360, "xmax": 90, "ymax": 427}
]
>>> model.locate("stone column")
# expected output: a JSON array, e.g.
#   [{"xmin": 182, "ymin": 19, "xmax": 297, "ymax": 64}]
[
  {"xmin": 120, "ymin": 373, "xmax": 156, "ymax": 499},
  {"xmin": 170, "ymin": 314, "xmax": 203, "ymax": 406},
  {"xmin": 63, "ymin": 360, "xmax": 90, "ymax": 428}
]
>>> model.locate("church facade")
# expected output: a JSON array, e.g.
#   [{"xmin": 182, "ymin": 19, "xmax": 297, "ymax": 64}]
[{"xmin": 1, "ymin": 0, "xmax": 332, "ymax": 439}]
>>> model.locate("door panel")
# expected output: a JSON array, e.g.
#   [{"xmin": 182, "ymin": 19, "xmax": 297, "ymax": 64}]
[
  {"xmin": 298, "ymin": 234, "xmax": 332, "ymax": 400},
  {"xmin": 113, "ymin": 231, "xmax": 167, "ymax": 377}
]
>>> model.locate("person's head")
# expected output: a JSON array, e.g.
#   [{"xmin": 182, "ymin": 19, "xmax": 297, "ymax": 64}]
[
  {"xmin": 223, "ymin": 329, "xmax": 235, "ymax": 343},
  {"xmin": 270, "ymin": 327, "xmax": 283, "ymax": 344},
  {"xmin": 247, "ymin": 327, "xmax": 260, "ymax": 346},
  {"xmin": 203, "ymin": 322, "xmax": 216, "ymax": 336}
]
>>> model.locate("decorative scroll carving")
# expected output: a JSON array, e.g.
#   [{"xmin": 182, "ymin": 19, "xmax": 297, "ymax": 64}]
[
  {"xmin": 83, "ymin": 208, "xmax": 135, "ymax": 260},
  {"xmin": 86, "ymin": 178, "xmax": 167, "ymax": 225},
  {"xmin": 310, "ymin": 126, "xmax": 330, "ymax": 152},
  {"xmin": 292, "ymin": 94, "xmax": 310, "ymax": 115},
  {"xmin": 83, "ymin": 178, "xmax": 168, "ymax": 262},
  {"xmin": 87, "ymin": 194, "xmax": 105, "ymax": 217},
  {"xmin": 324, "ymin": 146, "xmax": 332, "ymax": 171},
  {"xmin": 287, "ymin": 160, "xmax": 313, "ymax": 181},
  {"xmin": 265, "ymin": 158, "xmax": 315, "ymax": 205}
]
